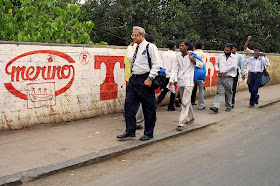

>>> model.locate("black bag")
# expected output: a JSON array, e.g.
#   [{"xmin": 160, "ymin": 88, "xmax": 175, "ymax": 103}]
[
  {"xmin": 146, "ymin": 43, "xmax": 166, "ymax": 89},
  {"xmin": 259, "ymin": 67, "xmax": 270, "ymax": 87}
]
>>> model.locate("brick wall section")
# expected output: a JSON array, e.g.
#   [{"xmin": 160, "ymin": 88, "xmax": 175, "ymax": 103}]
[{"xmin": 0, "ymin": 41, "xmax": 279, "ymax": 130}]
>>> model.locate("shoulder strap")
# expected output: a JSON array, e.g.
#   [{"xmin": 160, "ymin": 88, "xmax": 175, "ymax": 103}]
[{"xmin": 146, "ymin": 43, "xmax": 152, "ymax": 69}]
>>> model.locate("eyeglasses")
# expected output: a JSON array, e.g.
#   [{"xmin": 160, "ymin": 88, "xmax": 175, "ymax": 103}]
[{"xmin": 131, "ymin": 34, "xmax": 141, "ymax": 38}]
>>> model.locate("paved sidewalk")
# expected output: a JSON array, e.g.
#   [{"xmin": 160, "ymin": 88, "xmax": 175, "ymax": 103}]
[{"xmin": 1, "ymin": 84, "xmax": 280, "ymax": 185}]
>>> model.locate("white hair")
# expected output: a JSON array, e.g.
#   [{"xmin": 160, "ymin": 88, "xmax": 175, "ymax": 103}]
[{"xmin": 133, "ymin": 26, "xmax": 146, "ymax": 35}]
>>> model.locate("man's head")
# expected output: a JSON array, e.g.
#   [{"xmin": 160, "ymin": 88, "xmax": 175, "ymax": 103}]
[
  {"xmin": 253, "ymin": 43, "xmax": 262, "ymax": 53},
  {"xmin": 224, "ymin": 43, "xmax": 232, "ymax": 56},
  {"xmin": 188, "ymin": 43, "xmax": 195, "ymax": 51},
  {"xmin": 167, "ymin": 41, "xmax": 176, "ymax": 51},
  {"xmin": 178, "ymin": 40, "xmax": 189, "ymax": 53},
  {"xmin": 231, "ymin": 43, "xmax": 237, "ymax": 54},
  {"xmin": 131, "ymin": 26, "xmax": 145, "ymax": 44},
  {"xmin": 195, "ymin": 41, "xmax": 204, "ymax": 50},
  {"xmin": 145, "ymin": 34, "xmax": 155, "ymax": 43}
]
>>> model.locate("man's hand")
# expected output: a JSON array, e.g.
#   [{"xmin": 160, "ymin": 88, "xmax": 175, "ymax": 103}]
[
  {"xmin": 221, "ymin": 72, "xmax": 226, "ymax": 79},
  {"xmin": 247, "ymin": 36, "xmax": 252, "ymax": 42},
  {"xmin": 242, "ymin": 75, "xmax": 246, "ymax": 80},
  {"xmin": 144, "ymin": 77, "xmax": 153, "ymax": 87},
  {"xmin": 130, "ymin": 42, "xmax": 135, "ymax": 46},
  {"xmin": 189, "ymin": 53, "xmax": 196, "ymax": 64}
]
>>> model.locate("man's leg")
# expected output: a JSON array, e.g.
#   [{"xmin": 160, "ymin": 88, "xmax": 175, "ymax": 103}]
[
  {"xmin": 213, "ymin": 76, "xmax": 224, "ymax": 109},
  {"xmin": 251, "ymin": 73, "xmax": 262, "ymax": 106},
  {"xmin": 196, "ymin": 80, "xmax": 205, "ymax": 109},
  {"xmin": 156, "ymin": 77, "xmax": 170, "ymax": 104},
  {"xmin": 191, "ymin": 82, "xmax": 197, "ymax": 104},
  {"xmin": 249, "ymin": 73, "xmax": 256, "ymax": 106},
  {"xmin": 136, "ymin": 103, "xmax": 144, "ymax": 129},
  {"xmin": 140, "ymin": 84, "xmax": 156, "ymax": 137},
  {"xmin": 124, "ymin": 80, "xmax": 139, "ymax": 134},
  {"xmin": 224, "ymin": 77, "xmax": 233, "ymax": 109},
  {"xmin": 178, "ymin": 86, "xmax": 193, "ymax": 126},
  {"xmin": 168, "ymin": 92, "xmax": 176, "ymax": 110},
  {"xmin": 232, "ymin": 75, "xmax": 238, "ymax": 106}
]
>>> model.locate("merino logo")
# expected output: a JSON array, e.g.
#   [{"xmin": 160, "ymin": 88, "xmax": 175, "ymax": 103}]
[{"xmin": 4, "ymin": 50, "xmax": 75, "ymax": 108}]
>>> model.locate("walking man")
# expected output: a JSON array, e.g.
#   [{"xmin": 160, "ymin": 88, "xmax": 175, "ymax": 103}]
[
  {"xmin": 170, "ymin": 40, "xmax": 203, "ymax": 131},
  {"xmin": 210, "ymin": 43, "xmax": 237, "ymax": 113},
  {"xmin": 117, "ymin": 26, "xmax": 161, "ymax": 141},
  {"xmin": 193, "ymin": 41, "xmax": 207, "ymax": 110},
  {"xmin": 156, "ymin": 41, "xmax": 177, "ymax": 111},
  {"xmin": 231, "ymin": 43, "xmax": 245, "ymax": 108},
  {"xmin": 243, "ymin": 45, "xmax": 270, "ymax": 108}
]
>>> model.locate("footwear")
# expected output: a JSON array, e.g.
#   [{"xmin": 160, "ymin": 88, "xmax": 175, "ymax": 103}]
[
  {"xmin": 186, "ymin": 118, "xmax": 195, "ymax": 124},
  {"xmin": 117, "ymin": 132, "xmax": 135, "ymax": 139},
  {"xmin": 136, "ymin": 125, "xmax": 144, "ymax": 130},
  {"xmin": 176, "ymin": 126, "xmax": 184, "ymax": 131},
  {"xmin": 256, "ymin": 99, "xmax": 259, "ymax": 104},
  {"xmin": 139, "ymin": 135, "xmax": 153, "ymax": 141},
  {"xmin": 191, "ymin": 102, "xmax": 197, "ymax": 105},
  {"xmin": 197, "ymin": 106, "xmax": 206, "ymax": 110},
  {"xmin": 231, "ymin": 104, "xmax": 234, "ymax": 109},
  {"xmin": 167, "ymin": 107, "xmax": 175, "ymax": 111},
  {"xmin": 225, "ymin": 108, "xmax": 231, "ymax": 112},
  {"xmin": 210, "ymin": 107, "xmax": 218, "ymax": 113},
  {"xmin": 249, "ymin": 105, "xmax": 255, "ymax": 108},
  {"xmin": 175, "ymin": 99, "xmax": 180, "ymax": 107}
]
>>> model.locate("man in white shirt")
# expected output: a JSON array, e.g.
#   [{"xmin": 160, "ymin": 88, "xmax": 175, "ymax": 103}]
[
  {"xmin": 170, "ymin": 40, "xmax": 203, "ymax": 131},
  {"xmin": 243, "ymin": 44, "xmax": 270, "ymax": 108},
  {"xmin": 156, "ymin": 41, "xmax": 177, "ymax": 111},
  {"xmin": 210, "ymin": 43, "xmax": 237, "ymax": 113},
  {"xmin": 117, "ymin": 26, "xmax": 161, "ymax": 141}
]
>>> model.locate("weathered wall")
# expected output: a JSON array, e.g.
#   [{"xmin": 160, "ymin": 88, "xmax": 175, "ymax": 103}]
[{"xmin": 0, "ymin": 41, "xmax": 279, "ymax": 130}]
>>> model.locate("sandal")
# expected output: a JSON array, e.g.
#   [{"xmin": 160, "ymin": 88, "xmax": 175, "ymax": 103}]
[{"xmin": 176, "ymin": 126, "xmax": 184, "ymax": 131}]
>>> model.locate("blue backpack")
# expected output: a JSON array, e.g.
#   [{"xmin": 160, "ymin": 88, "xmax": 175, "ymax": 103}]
[{"xmin": 192, "ymin": 52, "xmax": 206, "ymax": 81}]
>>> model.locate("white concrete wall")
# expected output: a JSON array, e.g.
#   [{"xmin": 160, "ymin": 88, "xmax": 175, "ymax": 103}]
[{"xmin": 0, "ymin": 42, "xmax": 279, "ymax": 130}]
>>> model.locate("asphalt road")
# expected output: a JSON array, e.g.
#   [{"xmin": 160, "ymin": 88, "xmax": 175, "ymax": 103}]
[{"xmin": 27, "ymin": 102, "xmax": 280, "ymax": 186}]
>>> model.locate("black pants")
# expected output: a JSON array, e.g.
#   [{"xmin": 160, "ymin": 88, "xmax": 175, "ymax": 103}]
[
  {"xmin": 232, "ymin": 75, "xmax": 238, "ymax": 105},
  {"xmin": 125, "ymin": 74, "xmax": 156, "ymax": 136},
  {"xmin": 157, "ymin": 78, "xmax": 175, "ymax": 109},
  {"xmin": 191, "ymin": 83, "xmax": 198, "ymax": 104}
]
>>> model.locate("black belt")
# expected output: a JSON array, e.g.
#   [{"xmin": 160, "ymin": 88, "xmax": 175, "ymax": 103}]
[
  {"xmin": 250, "ymin": 72, "xmax": 262, "ymax": 74},
  {"xmin": 132, "ymin": 72, "xmax": 149, "ymax": 78}
]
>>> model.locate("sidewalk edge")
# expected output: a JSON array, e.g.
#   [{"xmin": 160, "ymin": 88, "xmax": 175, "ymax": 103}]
[{"xmin": 1, "ymin": 97, "xmax": 280, "ymax": 185}]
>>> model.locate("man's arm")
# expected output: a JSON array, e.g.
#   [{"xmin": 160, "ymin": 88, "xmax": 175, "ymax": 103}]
[
  {"xmin": 243, "ymin": 36, "xmax": 254, "ymax": 53},
  {"xmin": 169, "ymin": 55, "xmax": 179, "ymax": 84},
  {"xmin": 261, "ymin": 54, "xmax": 270, "ymax": 67}
]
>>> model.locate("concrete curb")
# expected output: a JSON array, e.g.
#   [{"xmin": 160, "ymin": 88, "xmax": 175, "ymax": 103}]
[{"xmin": 1, "ymin": 98, "xmax": 280, "ymax": 185}]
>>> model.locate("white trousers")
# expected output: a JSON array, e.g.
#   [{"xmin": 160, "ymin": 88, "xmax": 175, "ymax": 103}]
[{"xmin": 178, "ymin": 86, "xmax": 194, "ymax": 126}]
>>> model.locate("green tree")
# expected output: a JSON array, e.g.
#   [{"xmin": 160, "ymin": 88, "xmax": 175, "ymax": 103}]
[{"xmin": 0, "ymin": 0, "xmax": 98, "ymax": 44}]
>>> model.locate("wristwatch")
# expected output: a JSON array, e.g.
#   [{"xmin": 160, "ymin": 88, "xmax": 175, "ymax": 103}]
[{"xmin": 149, "ymin": 76, "xmax": 154, "ymax": 80}]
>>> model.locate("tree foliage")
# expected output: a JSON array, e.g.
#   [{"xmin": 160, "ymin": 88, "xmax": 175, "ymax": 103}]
[
  {"xmin": 0, "ymin": 0, "xmax": 100, "ymax": 44},
  {"xmin": 81, "ymin": 0, "xmax": 280, "ymax": 53}
]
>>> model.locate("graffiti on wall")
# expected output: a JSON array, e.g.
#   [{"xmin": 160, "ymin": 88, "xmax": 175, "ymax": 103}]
[{"xmin": 4, "ymin": 50, "xmax": 75, "ymax": 109}]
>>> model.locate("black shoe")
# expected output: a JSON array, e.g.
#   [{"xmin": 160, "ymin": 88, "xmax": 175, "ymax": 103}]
[
  {"xmin": 167, "ymin": 107, "xmax": 175, "ymax": 111},
  {"xmin": 231, "ymin": 104, "xmax": 234, "ymax": 108},
  {"xmin": 256, "ymin": 99, "xmax": 259, "ymax": 104},
  {"xmin": 139, "ymin": 135, "xmax": 153, "ymax": 141},
  {"xmin": 225, "ymin": 108, "xmax": 231, "ymax": 112},
  {"xmin": 117, "ymin": 132, "xmax": 135, "ymax": 139},
  {"xmin": 191, "ymin": 102, "xmax": 197, "ymax": 105},
  {"xmin": 210, "ymin": 107, "xmax": 218, "ymax": 113},
  {"xmin": 175, "ymin": 99, "xmax": 180, "ymax": 107}
]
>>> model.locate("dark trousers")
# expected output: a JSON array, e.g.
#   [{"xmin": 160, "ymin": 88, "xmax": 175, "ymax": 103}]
[
  {"xmin": 157, "ymin": 78, "xmax": 175, "ymax": 109},
  {"xmin": 125, "ymin": 74, "xmax": 156, "ymax": 136},
  {"xmin": 232, "ymin": 75, "xmax": 238, "ymax": 105},
  {"xmin": 248, "ymin": 73, "xmax": 262, "ymax": 106},
  {"xmin": 191, "ymin": 83, "xmax": 197, "ymax": 104}
]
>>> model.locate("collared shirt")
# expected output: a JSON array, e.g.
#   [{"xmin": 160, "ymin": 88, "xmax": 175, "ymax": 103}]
[
  {"xmin": 194, "ymin": 49, "xmax": 206, "ymax": 64},
  {"xmin": 243, "ymin": 56, "xmax": 270, "ymax": 72},
  {"xmin": 170, "ymin": 53, "xmax": 203, "ymax": 87},
  {"xmin": 161, "ymin": 50, "xmax": 176, "ymax": 78},
  {"xmin": 232, "ymin": 53, "xmax": 245, "ymax": 75},
  {"xmin": 128, "ymin": 39, "xmax": 160, "ymax": 79},
  {"xmin": 215, "ymin": 53, "xmax": 237, "ymax": 77}
]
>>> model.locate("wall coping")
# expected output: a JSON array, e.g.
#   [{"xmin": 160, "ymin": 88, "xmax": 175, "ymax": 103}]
[{"xmin": 0, "ymin": 40, "xmax": 279, "ymax": 56}]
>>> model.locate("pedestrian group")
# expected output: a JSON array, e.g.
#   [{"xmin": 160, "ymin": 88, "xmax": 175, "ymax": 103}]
[{"xmin": 118, "ymin": 27, "xmax": 270, "ymax": 141}]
